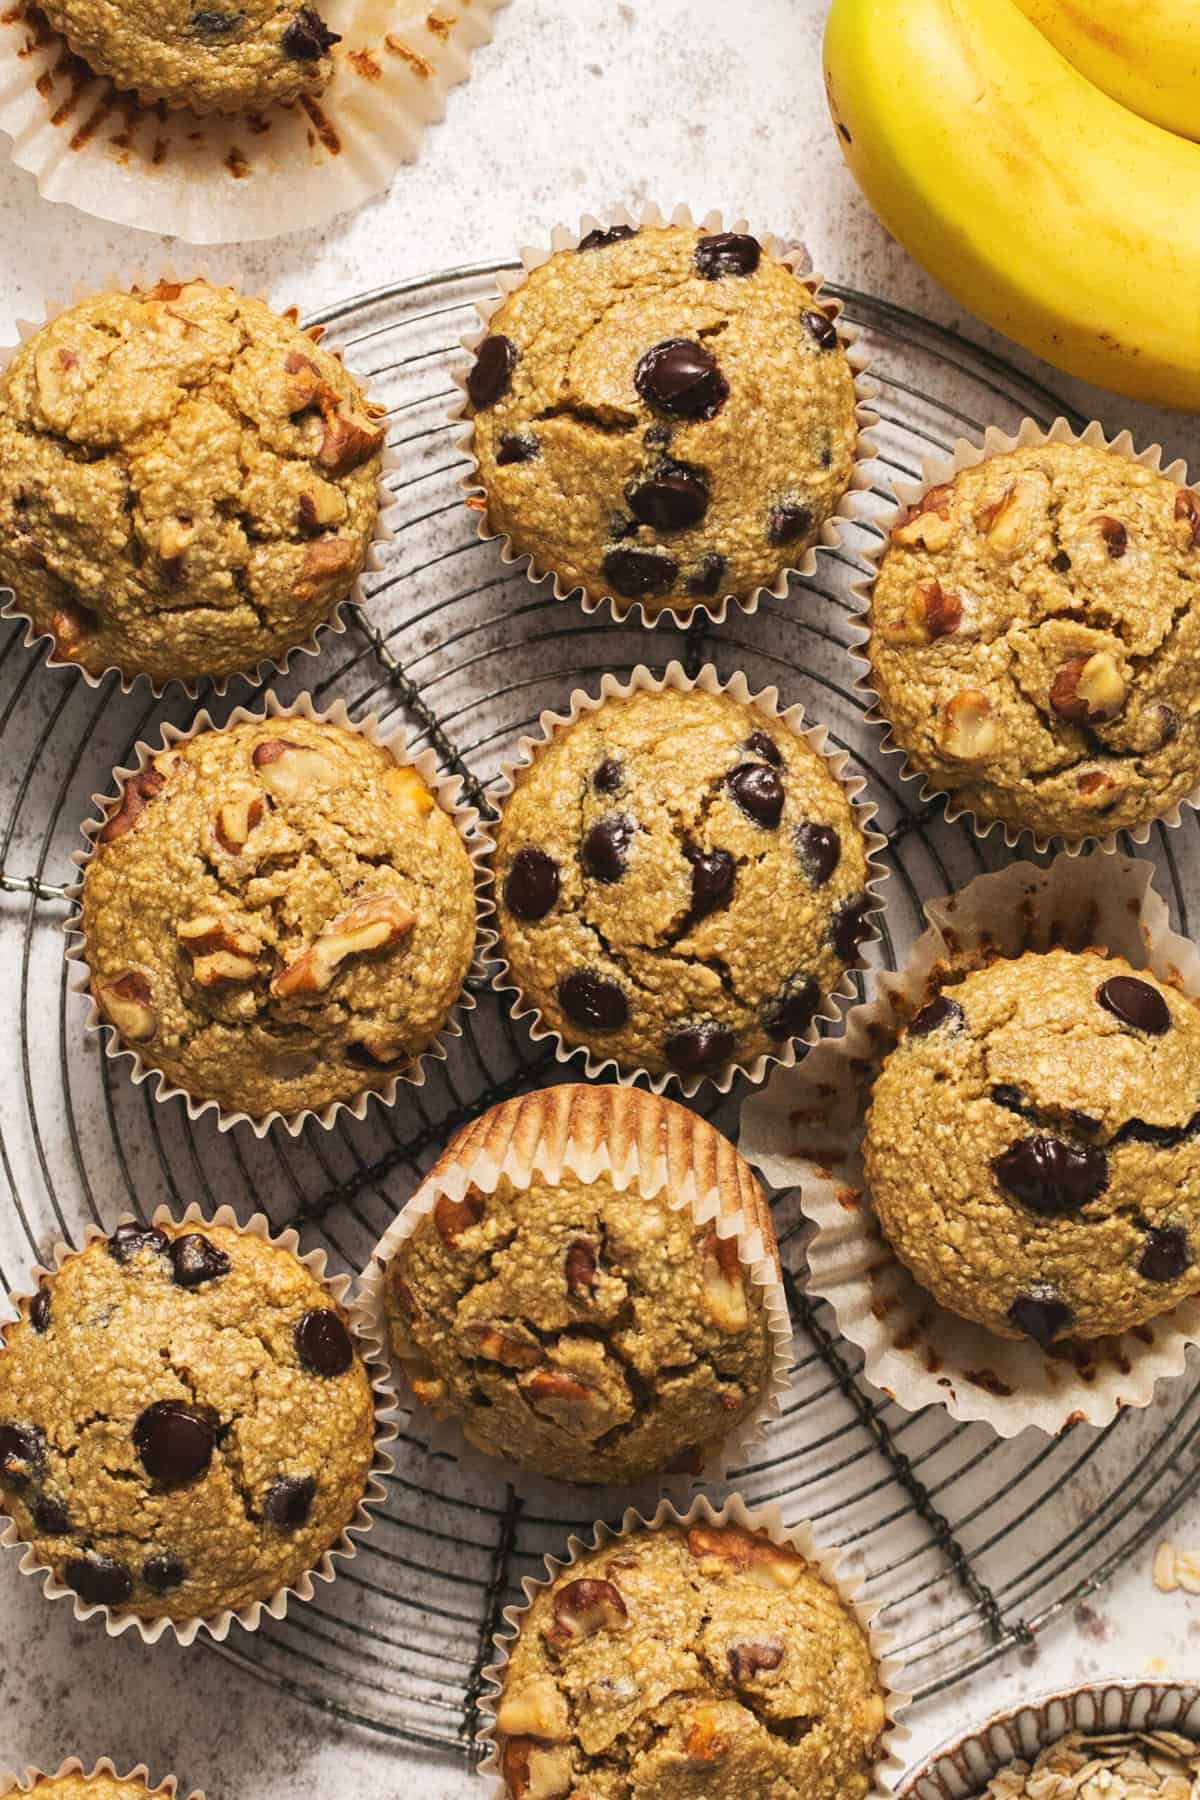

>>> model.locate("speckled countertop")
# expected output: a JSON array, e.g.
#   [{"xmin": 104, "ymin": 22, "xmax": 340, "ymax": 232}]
[{"xmin": 0, "ymin": 1, "xmax": 1198, "ymax": 1794}]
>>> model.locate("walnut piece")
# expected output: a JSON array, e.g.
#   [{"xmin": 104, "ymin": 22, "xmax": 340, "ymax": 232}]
[
  {"xmin": 433, "ymin": 1190, "xmax": 484, "ymax": 1244},
  {"xmin": 880, "ymin": 578, "xmax": 962, "ymax": 646},
  {"xmin": 1175, "ymin": 488, "xmax": 1200, "ymax": 550},
  {"xmin": 214, "ymin": 794, "xmax": 264, "ymax": 855},
  {"xmin": 252, "ymin": 737, "xmax": 337, "ymax": 802},
  {"xmin": 461, "ymin": 1320, "xmax": 543, "ymax": 1369},
  {"xmin": 500, "ymin": 1740, "xmax": 573, "ymax": 1800},
  {"xmin": 546, "ymin": 1577, "xmax": 628, "ymax": 1646},
  {"xmin": 292, "ymin": 534, "xmax": 356, "ymax": 601},
  {"xmin": 701, "ymin": 1229, "xmax": 749, "ymax": 1332},
  {"xmin": 270, "ymin": 894, "xmax": 415, "ymax": 999},
  {"xmin": 98, "ymin": 769, "xmax": 166, "ymax": 845},
  {"xmin": 938, "ymin": 689, "xmax": 997, "ymax": 761},
  {"xmin": 96, "ymin": 971, "xmax": 157, "ymax": 1043},
  {"xmin": 178, "ymin": 915, "xmax": 264, "ymax": 987},
  {"xmin": 976, "ymin": 474, "xmax": 1040, "ymax": 551},
  {"xmin": 564, "ymin": 1238, "xmax": 597, "ymax": 1298},
  {"xmin": 1049, "ymin": 652, "xmax": 1126, "ymax": 724},
  {"xmin": 383, "ymin": 763, "xmax": 436, "ymax": 818},
  {"xmin": 495, "ymin": 1677, "xmax": 571, "ymax": 1743},
  {"xmin": 891, "ymin": 484, "xmax": 955, "ymax": 551},
  {"xmin": 317, "ymin": 401, "xmax": 386, "ymax": 478},
  {"xmin": 686, "ymin": 1525, "xmax": 807, "ymax": 1590},
  {"xmin": 726, "ymin": 1636, "xmax": 785, "ymax": 1681}
]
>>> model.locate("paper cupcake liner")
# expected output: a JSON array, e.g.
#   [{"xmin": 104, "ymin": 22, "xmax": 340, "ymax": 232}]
[
  {"xmin": 63, "ymin": 689, "xmax": 488, "ymax": 1139},
  {"xmin": 356, "ymin": 1082, "xmax": 793, "ymax": 1498},
  {"xmin": 0, "ymin": 1, "xmax": 508, "ymax": 244},
  {"xmin": 0, "ymin": 267, "xmax": 398, "ymax": 699},
  {"xmin": 479, "ymin": 658, "xmax": 889, "ymax": 1098},
  {"xmin": 451, "ymin": 200, "xmax": 880, "ymax": 630},
  {"xmin": 0, "ymin": 1202, "xmax": 397, "ymax": 1646},
  {"xmin": 477, "ymin": 1490, "xmax": 911, "ymax": 1797},
  {"xmin": 852, "ymin": 414, "xmax": 1199, "ymax": 853},
  {"xmin": 0, "ymin": 1761, "xmax": 200, "ymax": 1800},
  {"xmin": 738, "ymin": 852, "xmax": 1200, "ymax": 1437}
]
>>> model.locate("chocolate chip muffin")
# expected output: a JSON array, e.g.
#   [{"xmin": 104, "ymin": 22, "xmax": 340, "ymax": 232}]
[
  {"xmin": 382, "ymin": 1084, "xmax": 783, "ymax": 1484},
  {"xmin": 863, "ymin": 948, "xmax": 1200, "ymax": 1346},
  {"xmin": 79, "ymin": 714, "xmax": 476, "ymax": 1121},
  {"xmin": 466, "ymin": 221, "xmax": 859, "ymax": 619},
  {"xmin": 0, "ymin": 279, "xmax": 384, "ymax": 686},
  {"xmin": 491, "ymin": 683, "xmax": 875, "ymax": 1081},
  {"xmin": 494, "ymin": 1519, "xmax": 888, "ymax": 1799},
  {"xmin": 867, "ymin": 441, "xmax": 1200, "ymax": 840},
  {"xmin": 38, "ymin": 1, "xmax": 340, "ymax": 112},
  {"xmin": 0, "ymin": 1217, "xmax": 377, "ymax": 1622}
]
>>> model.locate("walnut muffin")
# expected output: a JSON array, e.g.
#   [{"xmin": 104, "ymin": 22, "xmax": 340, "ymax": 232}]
[
  {"xmin": 494, "ymin": 1519, "xmax": 888, "ymax": 1799},
  {"xmin": 79, "ymin": 714, "xmax": 477, "ymax": 1121},
  {"xmin": 0, "ymin": 279, "xmax": 384, "ymax": 686},
  {"xmin": 867, "ymin": 440, "xmax": 1200, "ymax": 840},
  {"xmin": 863, "ymin": 948, "xmax": 1200, "ymax": 1345},
  {"xmin": 491, "ymin": 683, "xmax": 875, "ymax": 1081},
  {"xmin": 466, "ymin": 221, "xmax": 858, "ymax": 618},
  {"xmin": 0, "ymin": 1217, "xmax": 377, "ymax": 1622},
  {"xmin": 4, "ymin": 1772, "xmax": 186, "ymax": 1800}
]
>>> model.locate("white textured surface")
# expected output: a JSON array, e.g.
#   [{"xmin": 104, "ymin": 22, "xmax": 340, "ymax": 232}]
[{"xmin": 0, "ymin": 0, "xmax": 1197, "ymax": 1792}]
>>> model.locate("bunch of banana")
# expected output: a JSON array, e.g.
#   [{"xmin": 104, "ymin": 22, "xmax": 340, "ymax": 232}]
[{"xmin": 823, "ymin": 0, "xmax": 1200, "ymax": 409}]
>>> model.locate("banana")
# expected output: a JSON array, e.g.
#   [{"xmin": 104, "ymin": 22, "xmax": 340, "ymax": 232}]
[
  {"xmin": 1011, "ymin": 0, "xmax": 1200, "ymax": 142},
  {"xmin": 823, "ymin": 0, "xmax": 1200, "ymax": 410}
]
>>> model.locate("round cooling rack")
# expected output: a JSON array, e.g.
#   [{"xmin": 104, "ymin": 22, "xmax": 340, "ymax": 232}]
[{"xmin": 2, "ymin": 262, "xmax": 1200, "ymax": 1760}]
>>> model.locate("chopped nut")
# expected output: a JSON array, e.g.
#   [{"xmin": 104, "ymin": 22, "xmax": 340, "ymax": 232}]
[
  {"xmin": 177, "ymin": 915, "xmax": 264, "ymax": 987},
  {"xmin": 191, "ymin": 950, "xmax": 263, "ymax": 987},
  {"xmin": 383, "ymin": 763, "xmax": 435, "ymax": 818},
  {"xmin": 495, "ymin": 1677, "xmax": 571, "ymax": 1744},
  {"xmin": 1093, "ymin": 513, "xmax": 1128, "ymax": 558},
  {"xmin": 1050, "ymin": 651, "xmax": 1126, "ymax": 724},
  {"xmin": 546, "ymin": 1577, "xmax": 628, "ymax": 1646},
  {"xmin": 681, "ymin": 1707, "xmax": 729, "ymax": 1765},
  {"xmin": 292, "ymin": 534, "xmax": 357, "ymax": 600},
  {"xmin": 461, "ymin": 1320, "xmax": 543, "ymax": 1369},
  {"xmin": 252, "ymin": 737, "xmax": 336, "ymax": 801},
  {"xmin": 1175, "ymin": 488, "xmax": 1200, "ymax": 550},
  {"xmin": 157, "ymin": 515, "xmax": 196, "ymax": 567},
  {"xmin": 282, "ymin": 349, "xmax": 326, "ymax": 414},
  {"xmin": 34, "ymin": 338, "xmax": 84, "ymax": 413},
  {"xmin": 317, "ymin": 401, "xmax": 386, "ymax": 477},
  {"xmin": 880, "ymin": 577, "xmax": 962, "ymax": 645},
  {"xmin": 345, "ymin": 1032, "xmax": 410, "ymax": 1071},
  {"xmin": 701, "ymin": 1229, "xmax": 749, "ymax": 1332},
  {"xmin": 96, "ymin": 971, "xmax": 157, "ymax": 1043},
  {"xmin": 976, "ymin": 475, "xmax": 1040, "ymax": 551},
  {"xmin": 726, "ymin": 1636, "xmax": 785, "ymax": 1681},
  {"xmin": 565, "ymin": 1238, "xmax": 598, "ymax": 1298},
  {"xmin": 686, "ymin": 1525, "xmax": 807, "ymax": 1590},
  {"xmin": 433, "ymin": 1190, "xmax": 484, "ymax": 1244},
  {"xmin": 519, "ymin": 1366, "xmax": 602, "ymax": 1429},
  {"xmin": 297, "ymin": 483, "xmax": 347, "ymax": 533},
  {"xmin": 892, "ymin": 483, "xmax": 955, "ymax": 551},
  {"xmin": 214, "ymin": 794, "xmax": 264, "ymax": 855},
  {"xmin": 939, "ymin": 689, "xmax": 997, "ymax": 761},
  {"xmin": 98, "ymin": 769, "xmax": 166, "ymax": 844},
  {"xmin": 49, "ymin": 598, "xmax": 97, "ymax": 657},
  {"xmin": 500, "ymin": 1740, "xmax": 573, "ymax": 1800},
  {"xmin": 1076, "ymin": 766, "xmax": 1124, "ymax": 807},
  {"xmin": 270, "ymin": 894, "xmax": 415, "ymax": 998}
]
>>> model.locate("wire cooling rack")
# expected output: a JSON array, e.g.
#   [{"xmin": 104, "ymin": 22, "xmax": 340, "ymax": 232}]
[{"xmin": 2, "ymin": 262, "xmax": 1200, "ymax": 1762}]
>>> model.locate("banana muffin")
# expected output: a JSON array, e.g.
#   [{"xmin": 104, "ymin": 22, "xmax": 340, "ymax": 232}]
[
  {"xmin": 39, "ymin": 1, "xmax": 340, "ymax": 113},
  {"xmin": 491, "ymin": 683, "xmax": 875, "ymax": 1080},
  {"xmin": 867, "ymin": 440, "xmax": 1200, "ymax": 840},
  {"xmin": 863, "ymin": 948, "xmax": 1200, "ymax": 1345},
  {"xmin": 5, "ymin": 1774, "xmax": 177, "ymax": 1800},
  {"xmin": 466, "ymin": 221, "xmax": 858, "ymax": 619},
  {"xmin": 0, "ymin": 1216, "xmax": 377, "ymax": 1622},
  {"xmin": 79, "ymin": 713, "xmax": 476, "ymax": 1121},
  {"xmin": 0, "ymin": 279, "xmax": 384, "ymax": 687},
  {"xmin": 494, "ymin": 1519, "xmax": 888, "ymax": 1799},
  {"xmin": 382, "ymin": 1084, "xmax": 783, "ymax": 1485}
]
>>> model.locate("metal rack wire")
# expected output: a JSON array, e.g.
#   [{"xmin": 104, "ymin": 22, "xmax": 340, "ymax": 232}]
[{"xmin": 1, "ymin": 262, "xmax": 1199, "ymax": 1763}]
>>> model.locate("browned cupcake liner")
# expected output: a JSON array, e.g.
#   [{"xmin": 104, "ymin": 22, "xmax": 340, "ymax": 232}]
[
  {"xmin": 451, "ymin": 200, "xmax": 880, "ymax": 630},
  {"xmin": 0, "ymin": 268, "xmax": 397, "ymax": 697},
  {"xmin": 0, "ymin": 1760, "xmax": 200, "ymax": 1800},
  {"xmin": 356, "ymin": 1082, "xmax": 793, "ymax": 1497},
  {"xmin": 0, "ymin": 1202, "xmax": 397, "ymax": 1646},
  {"xmin": 851, "ymin": 414, "xmax": 1199, "ymax": 854},
  {"xmin": 476, "ymin": 1490, "xmax": 911, "ymax": 1797},
  {"xmin": 478, "ymin": 659, "xmax": 889, "ymax": 1098},
  {"xmin": 739, "ymin": 852, "xmax": 1200, "ymax": 1436},
  {"xmin": 63, "ymin": 690, "xmax": 488, "ymax": 1139}
]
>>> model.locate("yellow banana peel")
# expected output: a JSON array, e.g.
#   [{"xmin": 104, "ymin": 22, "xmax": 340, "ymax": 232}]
[{"xmin": 1011, "ymin": 0, "xmax": 1200, "ymax": 142}]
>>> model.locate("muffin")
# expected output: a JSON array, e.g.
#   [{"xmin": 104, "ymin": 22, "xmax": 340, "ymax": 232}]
[
  {"xmin": 493, "ymin": 1518, "xmax": 888, "ymax": 1799},
  {"xmin": 863, "ymin": 947, "xmax": 1200, "ymax": 1345},
  {"xmin": 3, "ymin": 1771, "xmax": 189, "ymax": 1800},
  {"xmin": 380, "ymin": 1084, "xmax": 785, "ymax": 1485},
  {"xmin": 38, "ymin": 1, "xmax": 340, "ymax": 113},
  {"xmin": 79, "ymin": 712, "xmax": 476, "ymax": 1122},
  {"xmin": 0, "ymin": 1216, "xmax": 377, "ymax": 1623},
  {"xmin": 0, "ymin": 279, "xmax": 384, "ymax": 687},
  {"xmin": 867, "ymin": 439, "xmax": 1200, "ymax": 840},
  {"xmin": 465, "ymin": 219, "xmax": 859, "ymax": 619},
  {"xmin": 491, "ymin": 680, "xmax": 875, "ymax": 1081}
]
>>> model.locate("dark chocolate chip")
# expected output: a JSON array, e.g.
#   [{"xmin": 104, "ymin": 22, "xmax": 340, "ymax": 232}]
[
  {"xmin": 1097, "ymin": 516, "xmax": 1128, "ymax": 558},
  {"xmin": 727, "ymin": 762, "xmax": 784, "ymax": 828},
  {"xmin": 133, "ymin": 1402, "xmax": 216, "ymax": 1488},
  {"xmin": 281, "ymin": 5, "xmax": 339, "ymax": 58},
  {"xmin": 143, "ymin": 1552, "xmax": 187, "ymax": 1593},
  {"xmin": 634, "ymin": 338, "xmax": 729, "ymax": 420},
  {"xmin": 684, "ymin": 846, "xmax": 736, "ymax": 919},
  {"xmin": 627, "ymin": 459, "xmax": 709, "ymax": 531},
  {"xmin": 294, "ymin": 1308, "xmax": 354, "ymax": 1377},
  {"xmin": 593, "ymin": 757, "xmax": 623, "ymax": 794},
  {"xmin": 763, "ymin": 975, "xmax": 821, "ymax": 1041},
  {"xmin": 467, "ymin": 334, "xmax": 517, "ymax": 410},
  {"xmin": 1113, "ymin": 1112, "xmax": 1200, "ymax": 1149},
  {"xmin": 601, "ymin": 544, "xmax": 679, "ymax": 597},
  {"xmin": 992, "ymin": 1135, "xmax": 1108, "ymax": 1217},
  {"xmin": 558, "ymin": 971, "xmax": 628, "ymax": 1031},
  {"xmin": 170, "ymin": 1234, "xmax": 231, "ymax": 1291},
  {"xmin": 664, "ymin": 1020, "xmax": 737, "ymax": 1073},
  {"xmin": 643, "ymin": 424, "xmax": 672, "ymax": 449},
  {"xmin": 1098, "ymin": 974, "xmax": 1170, "ymax": 1036},
  {"xmin": 685, "ymin": 552, "xmax": 726, "ymax": 597},
  {"xmin": 744, "ymin": 730, "xmax": 782, "ymax": 767},
  {"xmin": 65, "ymin": 1554, "xmax": 132, "ymax": 1608},
  {"xmin": 192, "ymin": 9, "xmax": 243, "ymax": 37},
  {"xmin": 582, "ymin": 813, "xmax": 634, "ymax": 883},
  {"xmin": 801, "ymin": 308, "xmax": 839, "ymax": 350},
  {"xmin": 768, "ymin": 499, "xmax": 814, "ymax": 546},
  {"xmin": 1051, "ymin": 550, "xmax": 1072, "ymax": 574},
  {"xmin": 578, "ymin": 224, "xmax": 637, "ymax": 252},
  {"xmin": 1072, "ymin": 1110, "xmax": 1102, "ymax": 1135},
  {"xmin": 793, "ymin": 822, "xmax": 840, "ymax": 887},
  {"xmin": 32, "ymin": 1495, "xmax": 71, "ymax": 1536},
  {"xmin": 1008, "ymin": 1288, "xmax": 1075, "ymax": 1348},
  {"xmin": 829, "ymin": 892, "xmax": 873, "ymax": 962},
  {"xmin": 1140, "ymin": 1226, "xmax": 1191, "ymax": 1283},
  {"xmin": 991, "ymin": 1083, "xmax": 1029, "ymax": 1117},
  {"xmin": 29, "ymin": 1289, "xmax": 50, "ymax": 1333},
  {"xmin": 496, "ymin": 431, "xmax": 539, "ymax": 466},
  {"xmin": 694, "ymin": 232, "xmax": 762, "ymax": 280},
  {"xmin": 503, "ymin": 847, "xmax": 560, "ymax": 921},
  {"xmin": 108, "ymin": 1222, "xmax": 169, "ymax": 1265},
  {"xmin": 0, "ymin": 1423, "xmax": 45, "ymax": 1489},
  {"xmin": 264, "ymin": 1475, "xmax": 316, "ymax": 1528},
  {"xmin": 909, "ymin": 996, "xmax": 964, "ymax": 1038}
]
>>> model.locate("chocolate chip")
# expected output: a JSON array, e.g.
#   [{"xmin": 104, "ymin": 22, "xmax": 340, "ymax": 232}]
[
  {"xmin": 33, "ymin": 1495, "xmax": 71, "ymax": 1536},
  {"xmin": 170, "ymin": 1234, "xmax": 231, "ymax": 1290},
  {"xmin": 685, "ymin": 552, "xmax": 726, "ymax": 597},
  {"xmin": 909, "ymin": 996, "xmax": 964, "ymax": 1038},
  {"xmin": 143, "ymin": 1553, "xmax": 186, "ymax": 1592},
  {"xmin": 582, "ymin": 813, "xmax": 634, "ymax": 883},
  {"xmin": 65, "ymin": 1554, "xmax": 132, "ymax": 1608},
  {"xmin": 793, "ymin": 822, "xmax": 840, "ymax": 887},
  {"xmin": 763, "ymin": 976, "xmax": 821, "ymax": 1041},
  {"xmin": 503, "ymin": 847, "xmax": 560, "ymax": 920},
  {"xmin": 664, "ymin": 1020, "xmax": 737, "ymax": 1073},
  {"xmin": 29, "ymin": 1289, "xmax": 50, "ymax": 1333},
  {"xmin": 1098, "ymin": 975, "xmax": 1170, "ymax": 1035},
  {"xmin": 829, "ymin": 892, "xmax": 873, "ymax": 962},
  {"xmin": 1008, "ymin": 1288, "xmax": 1074, "ymax": 1348},
  {"xmin": 0, "ymin": 1424, "xmax": 45, "ymax": 1489},
  {"xmin": 801, "ymin": 308, "xmax": 839, "ymax": 350},
  {"xmin": 627, "ymin": 459, "xmax": 709, "ymax": 530},
  {"xmin": 1139, "ymin": 1226, "xmax": 1191, "ymax": 1283},
  {"xmin": 768, "ymin": 499, "xmax": 814, "ymax": 546},
  {"xmin": 281, "ymin": 5, "xmax": 339, "ymax": 58},
  {"xmin": 133, "ymin": 1402, "xmax": 216, "ymax": 1488},
  {"xmin": 601, "ymin": 545, "xmax": 679, "ymax": 597},
  {"xmin": 727, "ymin": 762, "xmax": 784, "ymax": 828},
  {"xmin": 1097, "ymin": 516, "xmax": 1128, "ymax": 558},
  {"xmin": 467, "ymin": 334, "xmax": 517, "ymax": 410},
  {"xmin": 634, "ymin": 338, "xmax": 729, "ymax": 420},
  {"xmin": 1072, "ymin": 1110, "xmax": 1101, "ymax": 1135},
  {"xmin": 744, "ymin": 730, "xmax": 782, "ymax": 767},
  {"xmin": 294, "ymin": 1308, "xmax": 354, "ymax": 1377},
  {"xmin": 1051, "ymin": 550, "xmax": 1072, "ymax": 574},
  {"xmin": 685, "ymin": 846, "xmax": 736, "ymax": 918},
  {"xmin": 1157, "ymin": 704, "xmax": 1179, "ymax": 748},
  {"xmin": 558, "ymin": 971, "xmax": 628, "ymax": 1031},
  {"xmin": 593, "ymin": 758, "xmax": 623, "ymax": 794},
  {"xmin": 992, "ymin": 1135, "xmax": 1108, "ymax": 1217},
  {"xmin": 1113, "ymin": 1113, "xmax": 1200, "ymax": 1149},
  {"xmin": 264, "ymin": 1475, "xmax": 316, "ymax": 1527},
  {"xmin": 192, "ymin": 9, "xmax": 242, "ymax": 36},
  {"xmin": 694, "ymin": 232, "xmax": 762, "ymax": 279},
  {"xmin": 578, "ymin": 224, "xmax": 637, "ymax": 252},
  {"xmin": 496, "ymin": 432, "xmax": 539, "ymax": 466},
  {"xmin": 643, "ymin": 424, "xmax": 672, "ymax": 449},
  {"xmin": 108, "ymin": 1222, "xmax": 169, "ymax": 1264},
  {"xmin": 991, "ymin": 1083, "xmax": 1029, "ymax": 1116}
]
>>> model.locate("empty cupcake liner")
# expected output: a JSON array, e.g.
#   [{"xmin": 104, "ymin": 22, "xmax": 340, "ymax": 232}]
[
  {"xmin": 480, "ymin": 658, "xmax": 889, "ymax": 1098},
  {"xmin": 0, "ymin": 1201, "xmax": 397, "ymax": 1646},
  {"xmin": 356, "ymin": 1082, "xmax": 793, "ymax": 1498},
  {"xmin": 64, "ymin": 689, "xmax": 488, "ymax": 1139},
  {"xmin": 0, "ymin": 1, "xmax": 509, "ymax": 243},
  {"xmin": 0, "ymin": 1761, "xmax": 200, "ymax": 1800},
  {"xmin": 739, "ymin": 852, "xmax": 1200, "ymax": 1436},
  {"xmin": 0, "ymin": 267, "xmax": 398, "ymax": 699},
  {"xmin": 477, "ymin": 1490, "xmax": 911, "ymax": 1798},
  {"xmin": 451, "ymin": 200, "xmax": 880, "ymax": 630},
  {"xmin": 852, "ymin": 414, "xmax": 1199, "ymax": 853}
]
